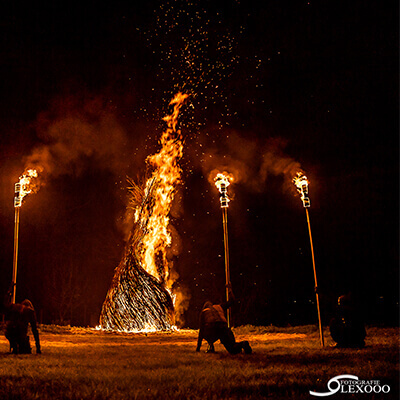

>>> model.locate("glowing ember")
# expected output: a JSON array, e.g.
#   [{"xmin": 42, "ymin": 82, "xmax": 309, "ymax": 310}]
[
  {"xmin": 100, "ymin": 93, "xmax": 188, "ymax": 332},
  {"xmin": 293, "ymin": 172, "xmax": 310, "ymax": 208},
  {"xmin": 14, "ymin": 169, "xmax": 39, "ymax": 207}
]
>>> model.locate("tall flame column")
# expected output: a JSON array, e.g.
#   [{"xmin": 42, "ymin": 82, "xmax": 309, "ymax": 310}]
[
  {"xmin": 294, "ymin": 173, "xmax": 324, "ymax": 347},
  {"xmin": 215, "ymin": 174, "xmax": 232, "ymax": 327}
]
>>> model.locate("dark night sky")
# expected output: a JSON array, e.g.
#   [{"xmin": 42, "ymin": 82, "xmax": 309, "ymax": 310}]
[{"xmin": 0, "ymin": 0, "xmax": 398, "ymax": 328}]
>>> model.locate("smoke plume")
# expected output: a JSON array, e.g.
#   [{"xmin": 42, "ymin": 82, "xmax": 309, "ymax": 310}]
[
  {"xmin": 24, "ymin": 95, "xmax": 129, "ymax": 184},
  {"xmin": 191, "ymin": 131, "xmax": 305, "ymax": 194},
  {"xmin": 259, "ymin": 138, "xmax": 304, "ymax": 192}
]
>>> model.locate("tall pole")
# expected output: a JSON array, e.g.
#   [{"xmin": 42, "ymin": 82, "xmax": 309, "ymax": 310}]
[
  {"xmin": 12, "ymin": 206, "xmax": 20, "ymax": 304},
  {"xmin": 305, "ymin": 207, "xmax": 324, "ymax": 347},
  {"xmin": 214, "ymin": 173, "xmax": 232, "ymax": 328},
  {"xmin": 222, "ymin": 207, "xmax": 231, "ymax": 327},
  {"xmin": 11, "ymin": 169, "xmax": 38, "ymax": 304},
  {"xmin": 293, "ymin": 172, "xmax": 324, "ymax": 347}
]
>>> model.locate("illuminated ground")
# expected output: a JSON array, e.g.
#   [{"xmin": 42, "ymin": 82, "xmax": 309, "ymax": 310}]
[{"xmin": 0, "ymin": 326, "xmax": 398, "ymax": 399}]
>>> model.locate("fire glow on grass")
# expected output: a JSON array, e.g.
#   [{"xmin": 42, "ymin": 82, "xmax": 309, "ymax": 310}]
[{"xmin": 100, "ymin": 93, "xmax": 188, "ymax": 332}]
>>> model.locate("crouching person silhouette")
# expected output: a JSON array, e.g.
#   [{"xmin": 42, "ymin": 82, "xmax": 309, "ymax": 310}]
[
  {"xmin": 329, "ymin": 293, "xmax": 366, "ymax": 348},
  {"xmin": 196, "ymin": 285, "xmax": 252, "ymax": 355},
  {"xmin": 4, "ymin": 296, "xmax": 41, "ymax": 354}
]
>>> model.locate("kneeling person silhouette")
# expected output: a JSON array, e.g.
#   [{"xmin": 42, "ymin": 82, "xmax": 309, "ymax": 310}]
[{"xmin": 196, "ymin": 286, "xmax": 252, "ymax": 355}]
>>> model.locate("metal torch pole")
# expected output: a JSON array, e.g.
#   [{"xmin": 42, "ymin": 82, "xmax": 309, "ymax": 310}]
[
  {"xmin": 305, "ymin": 208, "xmax": 324, "ymax": 347},
  {"xmin": 12, "ymin": 206, "xmax": 20, "ymax": 304},
  {"xmin": 221, "ymin": 207, "xmax": 231, "ymax": 327}
]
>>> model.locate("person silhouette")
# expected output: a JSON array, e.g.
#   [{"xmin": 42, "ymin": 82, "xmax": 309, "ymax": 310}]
[
  {"xmin": 329, "ymin": 293, "xmax": 366, "ymax": 348},
  {"xmin": 4, "ymin": 297, "xmax": 41, "ymax": 354},
  {"xmin": 196, "ymin": 285, "xmax": 252, "ymax": 355}
]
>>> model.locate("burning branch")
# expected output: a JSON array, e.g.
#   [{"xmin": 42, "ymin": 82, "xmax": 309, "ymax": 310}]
[{"xmin": 99, "ymin": 224, "xmax": 175, "ymax": 332}]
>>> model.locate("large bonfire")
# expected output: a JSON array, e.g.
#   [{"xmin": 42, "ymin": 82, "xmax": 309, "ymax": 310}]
[{"xmin": 100, "ymin": 93, "xmax": 188, "ymax": 332}]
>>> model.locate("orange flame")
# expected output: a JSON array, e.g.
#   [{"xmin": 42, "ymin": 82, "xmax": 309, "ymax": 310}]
[
  {"xmin": 214, "ymin": 172, "xmax": 233, "ymax": 192},
  {"xmin": 139, "ymin": 92, "xmax": 188, "ymax": 285},
  {"xmin": 293, "ymin": 172, "xmax": 308, "ymax": 192},
  {"xmin": 214, "ymin": 172, "xmax": 233, "ymax": 208},
  {"xmin": 293, "ymin": 172, "xmax": 310, "ymax": 207},
  {"xmin": 14, "ymin": 169, "xmax": 39, "ymax": 207}
]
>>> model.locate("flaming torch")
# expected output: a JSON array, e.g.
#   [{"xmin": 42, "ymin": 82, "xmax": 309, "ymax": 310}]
[
  {"xmin": 293, "ymin": 172, "xmax": 324, "ymax": 347},
  {"xmin": 12, "ymin": 169, "xmax": 38, "ymax": 304},
  {"xmin": 214, "ymin": 172, "xmax": 233, "ymax": 327}
]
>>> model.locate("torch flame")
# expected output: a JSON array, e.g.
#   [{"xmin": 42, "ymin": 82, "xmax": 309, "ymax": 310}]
[
  {"xmin": 293, "ymin": 172, "xmax": 310, "ymax": 208},
  {"xmin": 214, "ymin": 172, "xmax": 233, "ymax": 208},
  {"xmin": 214, "ymin": 172, "xmax": 233, "ymax": 193},
  {"xmin": 14, "ymin": 169, "xmax": 39, "ymax": 208},
  {"xmin": 293, "ymin": 172, "xmax": 308, "ymax": 193}
]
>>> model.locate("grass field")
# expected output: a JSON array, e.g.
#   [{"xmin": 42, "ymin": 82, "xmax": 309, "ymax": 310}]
[{"xmin": 0, "ymin": 325, "xmax": 398, "ymax": 399}]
